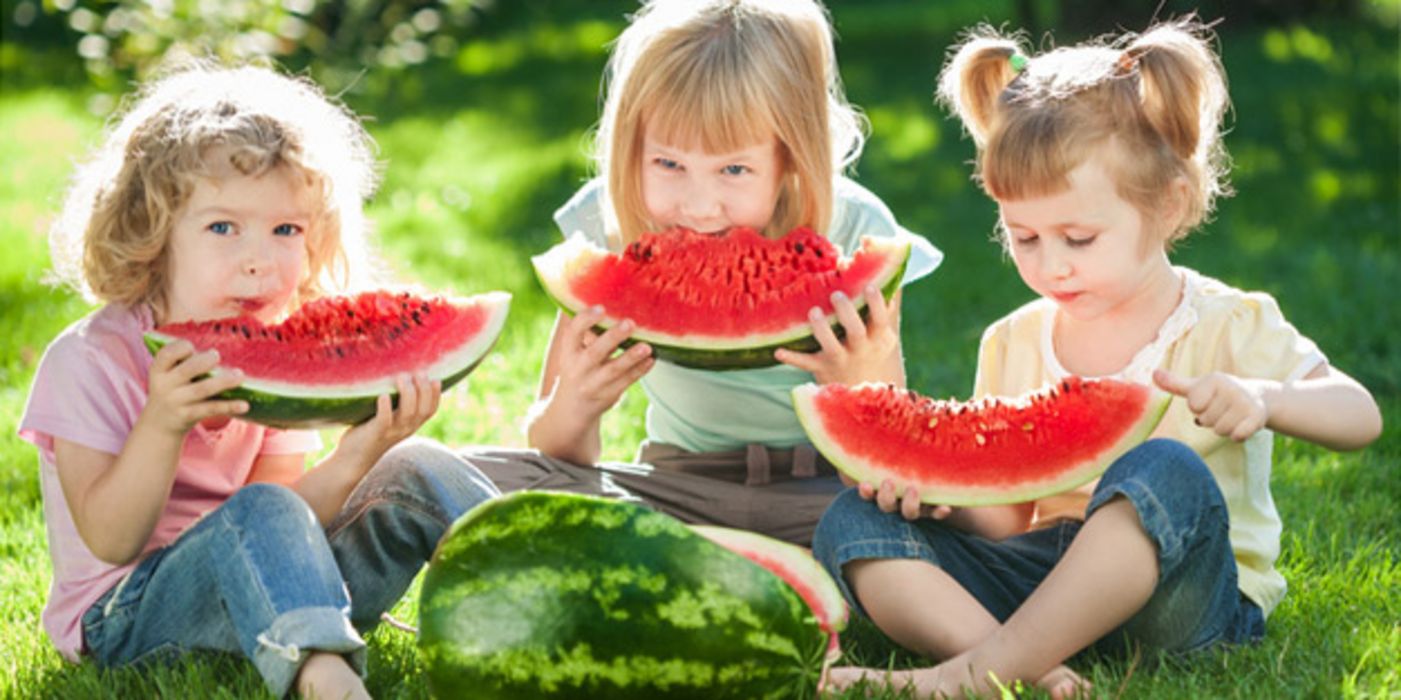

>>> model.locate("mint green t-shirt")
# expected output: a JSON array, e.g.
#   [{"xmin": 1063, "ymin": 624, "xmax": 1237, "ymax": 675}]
[{"xmin": 553, "ymin": 177, "xmax": 943, "ymax": 453}]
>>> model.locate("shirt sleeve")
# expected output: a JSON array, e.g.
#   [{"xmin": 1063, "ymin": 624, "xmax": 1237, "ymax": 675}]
[
  {"xmin": 828, "ymin": 178, "xmax": 943, "ymax": 286},
  {"xmin": 18, "ymin": 334, "xmax": 146, "ymax": 459},
  {"xmin": 1222, "ymin": 291, "xmax": 1327, "ymax": 382},
  {"xmin": 552, "ymin": 178, "xmax": 611, "ymax": 248},
  {"xmin": 972, "ymin": 321, "xmax": 1009, "ymax": 400}
]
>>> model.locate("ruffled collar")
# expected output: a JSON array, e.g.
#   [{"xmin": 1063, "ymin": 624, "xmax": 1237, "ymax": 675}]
[{"xmin": 1040, "ymin": 267, "xmax": 1201, "ymax": 383}]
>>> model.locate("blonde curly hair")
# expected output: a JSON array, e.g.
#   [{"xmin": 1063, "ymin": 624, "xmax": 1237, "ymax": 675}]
[{"xmin": 48, "ymin": 61, "xmax": 380, "ymax": 313}]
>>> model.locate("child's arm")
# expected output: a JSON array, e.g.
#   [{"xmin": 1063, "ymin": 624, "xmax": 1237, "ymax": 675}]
[
  {"xmin": 291, "ymin": 375, "xmax": 441, "ymax": 525},
  {"xmin": 1154, "ymin": 364, "xmax": 1382, "ymax": 451},
  {"xmin": 53, "ymin": 341, "xmax": 249, "ymax": 565},
  {"xmin": 775, "ymin": 284, "xmax": 906, "ymax": 386},
  {"xmin": 526, "ymin": 309, "xmax": 654, "ymax": 465}
]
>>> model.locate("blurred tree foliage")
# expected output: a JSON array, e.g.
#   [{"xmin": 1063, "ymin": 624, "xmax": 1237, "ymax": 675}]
[
  {"xmin": 2, "ymin": 0, "xmax": 1390, "ymax": 98},
  {"xmin": 6, "ymin": 0, "xmax": 500, "ymax": 92}
]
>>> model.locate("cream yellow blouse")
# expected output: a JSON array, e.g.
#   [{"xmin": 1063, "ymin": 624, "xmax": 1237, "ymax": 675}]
[{"xmin": 973, "ymin": 268, "xmax": 1325, "ymax": 617}]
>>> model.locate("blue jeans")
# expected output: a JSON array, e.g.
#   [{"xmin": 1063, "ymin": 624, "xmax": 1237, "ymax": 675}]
[
  {"xmin": 812, "ymin": 438, "xmax": 1265, "ymax": 657},
  {"xmin": 80, "ymin": 438, "xmax": 499, "ymax": 696}
]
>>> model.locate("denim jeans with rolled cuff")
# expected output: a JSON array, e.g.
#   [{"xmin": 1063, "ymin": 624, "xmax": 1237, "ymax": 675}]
[
  {"xmin": 80, "ymin": 437, "xmax": 500, "ymax": 696},
  {"xmin": 812, "ymin": 438, "xmax": 1265, "ymax": 657}
]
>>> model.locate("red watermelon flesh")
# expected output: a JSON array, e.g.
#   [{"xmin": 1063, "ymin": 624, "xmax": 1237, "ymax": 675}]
[
  {"xmin": 793, "ymin": 377, "xmax": 1171, "ymax": 506},
  {"xmin": 532, "ymin": 226, "xmax": 909, "ymax": 368},
  {"xmin": 145, "ymin": 290, "xmax": 511, "ymax": 427}
]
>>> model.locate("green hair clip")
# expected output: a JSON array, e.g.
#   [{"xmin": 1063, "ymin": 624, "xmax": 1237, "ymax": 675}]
[{"xmin": 1009, "ymin": 52, "xmax": 1029, "ymax": 73}]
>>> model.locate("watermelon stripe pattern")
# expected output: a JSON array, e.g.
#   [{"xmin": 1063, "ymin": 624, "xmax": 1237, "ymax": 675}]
[
  {"xmin": 793, "ymin": 377, "xmax": 1172, "ymax": 506},
  {"xmin": 419, "ymin": 492, "xmax": 831, "ymax": 699}
]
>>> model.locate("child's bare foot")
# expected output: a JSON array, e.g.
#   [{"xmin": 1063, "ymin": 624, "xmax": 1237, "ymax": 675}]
[
  {"xmin": 1037, "ymin": 664, "xmax": 1091, "ymax": 699},
  {"xmin": 296, "ymin": 651, "xmax": 369, "ymax": 700},
  {"xmin": 821, "ymin": 665, "xmax": 958, "ymax": 697}
]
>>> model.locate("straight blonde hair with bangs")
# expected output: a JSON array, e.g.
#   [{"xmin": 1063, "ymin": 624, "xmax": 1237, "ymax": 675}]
[
  {"xmin": 597, "ymin": 0, "xmax": 864, "ymax": 244},
  {"xmin": 937, "ymin": 18, "xmax": 1231, "ymax": 246},
  {"xmin": 48, "ymin": 62, "xmax": 380, "ymax": 314}
]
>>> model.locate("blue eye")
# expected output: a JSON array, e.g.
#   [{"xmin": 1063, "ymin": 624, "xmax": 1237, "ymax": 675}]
[
  {"xmin": 208, "ymin": 221, "xmax": 232, "ymax": 235},
  {"xmin": 654, "ymin": 157, "xmax": 680, "ymax": 171},
  {"xmin": 274, "ymin": 223, "xmax": 302, "ymax": 237},
  {"xmin": 722, "ymin": 164, "xmax": 750, "ymax": 176}
]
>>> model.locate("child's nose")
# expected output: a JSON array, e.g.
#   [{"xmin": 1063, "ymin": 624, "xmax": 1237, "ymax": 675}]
[
  {"xmin": 241, "ymin": 238, "xmax": 274, "ymax": 276},
  {"xmin": 1041, "ymin": 249, "xmax": 1072, "ymax": 280}
]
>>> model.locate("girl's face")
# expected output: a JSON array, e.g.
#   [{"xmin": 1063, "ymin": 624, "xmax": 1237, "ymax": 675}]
[
  {"xmin": 998, "ymin": 157, "xmax": 1173, "ymax": 322},
  {"xmin": 161, "ymin": 161, "xmax": 314, "ymax": 325},
  {"xmin": 640, "ymin": 125, "xmax": 784, "ymax": 235}
]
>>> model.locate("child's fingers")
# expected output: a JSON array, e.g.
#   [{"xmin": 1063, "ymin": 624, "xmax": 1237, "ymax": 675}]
[
  {"xmin": 1197, "ymin": 397, "xmax": 1229, "ymax": 430},
  {"xmin": 899, "ymin": 488, "xmax": 922, "ymax": 521},
  {"xmin": 584, "ymin": 320, "xmax": 635, "ymax": 364},
  {"xmin": 773, "ymin": 347, "xmax": 822, "ymax": 374},
  {"xmin": 597, "ymin": 354, "xmax": 654, "ymax": 398},
  {"xmin": 152, "ymin": 340, "xmax": 196, "ymax": 373},
  {"xmin": 831, "ymin": 292, "xmax": 867, "ymax": 346},
  {"xmin": 863, "ymin": 284, "xmax": 893, "ymax": 331},
  {"xmin": 191, "ymin": 398, "xmax": 250, "ymax": 420},
  {"xmin": 857, "ymin": 481, "xmax": 876, "ymax": 500},
  {"xmin": 171, "ymin": 349, "xmax": 223, "ymax": 384},
  {"xmin": 187, "ymin": 368, "xmax": 245, "ymax": 399},
  {"xmin": 807, "ymin": 307, "xmax": 843, "ymax": 354},
  {"xmin": 1152, "ymin": 368, "xmax": 1193, "ymax": 397},
  {"xmin": 565, "ymin": 306, "xmax": 607, "ymax": 349},
  {"xmin": 875, "ymin": 479, "xmax": 900, "ymax": 513},
  {"xmin": 595, "ymin": 343, "xmax": 651, "ymax": 385}
]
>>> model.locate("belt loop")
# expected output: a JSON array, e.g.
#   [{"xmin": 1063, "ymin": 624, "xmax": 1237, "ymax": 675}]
[
  {"xmin": 792, "ymin": 444, "xmax": 817, "ymax": 478},
  {"xmin": 744, "ymin": 444, "xmax": 771, "ymax": 486}
]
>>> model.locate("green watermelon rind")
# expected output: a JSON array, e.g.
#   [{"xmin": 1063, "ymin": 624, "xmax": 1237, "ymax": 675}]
[
  {"xmin": 792, "ymin": 381, "xmax": 1173, "ymax": 507},
  {"xmin": 142, "ymin": 292, "xmax": 511, "ymax": 429},
  {"xmin": 532, "ymin": 235, "xmax": 910, "ymax": 371},
  {"xmin": 418, "ymin": 491, "xmax": 829, "ymax": 700},
  {"xmin": 689, "ymin": 524, "xmax": 849, "ymax": 664}
]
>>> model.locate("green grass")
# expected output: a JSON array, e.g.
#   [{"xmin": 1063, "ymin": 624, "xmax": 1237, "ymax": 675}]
[{"xmin": 1, "ymin": 4, "xmax": 1397, "ymax": 698}]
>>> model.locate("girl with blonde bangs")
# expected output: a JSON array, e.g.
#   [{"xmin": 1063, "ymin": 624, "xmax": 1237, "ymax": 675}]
[
  {"xmin": 467, "ymin": 0, "xmax": 942, "ymax": 547},
  {"xmin": 814, "ymin": 19, "xmax": 1380, "ymax": 698},
  {"xmin": 22, "ymin": 63, "xmax": 500, "ymax": 699}
]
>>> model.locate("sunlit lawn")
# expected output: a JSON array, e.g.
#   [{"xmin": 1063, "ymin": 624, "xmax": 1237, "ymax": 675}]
[{"xmin": 1, "ymin": 4, "xmax": 1396, "ymax": 697}]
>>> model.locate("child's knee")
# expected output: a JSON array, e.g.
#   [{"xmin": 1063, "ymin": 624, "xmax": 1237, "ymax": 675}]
[
  {"xmin": 1101, "ymin": 438, "xmax": 1223, "ymax": 511},
  {"xmin": 225, "ymin": 482, "xmax": 316, "ymax": 528},
  {"xmin": 366, "ymin": 438, "xmax": 500, "ymax": 518}
]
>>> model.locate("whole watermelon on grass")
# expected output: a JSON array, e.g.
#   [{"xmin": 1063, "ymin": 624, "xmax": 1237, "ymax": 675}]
[{"xmin": 418, "ymin": 492, "xmax": 836, "ymax": 699}]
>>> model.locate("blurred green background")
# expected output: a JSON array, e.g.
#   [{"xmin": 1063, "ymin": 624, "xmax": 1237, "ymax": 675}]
[{"xmin": 1, "ymin": 0, "xmax": 1397, "ymax": 697}]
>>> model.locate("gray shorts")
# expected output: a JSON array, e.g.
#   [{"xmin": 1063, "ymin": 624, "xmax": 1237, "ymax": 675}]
[{"xmin": 459, "ymin": 441, "xmax": 844, "ymax": 546}]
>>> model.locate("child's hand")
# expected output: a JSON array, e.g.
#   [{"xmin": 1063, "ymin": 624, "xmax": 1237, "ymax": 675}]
[
  {"xmin": 858, "ymin": 478, "xmax": 954, "ymax": 522},
  {"xmin": 338, "ymin": 374, "xmax": 441, "ymax": 461},
  {"xmin": 1154, "ymin": 369, "xmax": 1271, "ymax": 441},
  {"xmin": 548, "ymin": 307, "xmax": 654, "ymax": 420},
  {"xmin": 143, "ymin": 340, "xmax": 248, "ymax": 435},
  {"xmin": 775, "ymin": 284, "xmax": 905, "ymax": 386}
]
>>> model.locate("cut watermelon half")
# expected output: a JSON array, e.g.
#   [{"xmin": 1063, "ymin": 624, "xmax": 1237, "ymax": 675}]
[
  {"xmin": 145, "ymin": 290, "xmax": 511, "ymax": 428},
  {"xmin": 532, "ymin": 226, "xmax": 909, "ymax": 370},
  {"xmin": 690, "ymin": 524, "xmax": 849, "ymax": 663},
  {"xmin": 793, "ymin": 377, "xmax": 1171, "ymax": 506}
]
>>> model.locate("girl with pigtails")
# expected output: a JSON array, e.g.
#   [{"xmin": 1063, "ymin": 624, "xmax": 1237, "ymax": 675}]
[{"xmin": 812, "ymin": 19, "xmax": 1380, "ymax": 697}]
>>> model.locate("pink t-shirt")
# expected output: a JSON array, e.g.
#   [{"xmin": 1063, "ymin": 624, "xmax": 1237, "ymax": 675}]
[{"xmin": 18, "ymin": 304, "xmax": 321, "ymax": 661}]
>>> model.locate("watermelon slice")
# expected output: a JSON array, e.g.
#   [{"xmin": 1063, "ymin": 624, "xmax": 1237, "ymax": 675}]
[
  {"xmin": 690, "ymin": 525, "xmax": 849, "ymax": 663},
  {"xmin": 145, "ymin": 290, "xmax": 511, "ymax": 428},
  {"xmin": 532, "ymin": 226, "xmax": 909, "ymax": 370},
  {"xmin": 793, "ymin": 377, "xmax": 1171, "ymax": 506},
  {"xmin": 419, "ymin": 492, "xmax": 833, "ymax": 699}
]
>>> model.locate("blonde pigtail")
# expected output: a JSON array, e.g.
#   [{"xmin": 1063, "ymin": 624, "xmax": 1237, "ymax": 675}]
[
  {"xmin": 1127, "ymin": 18, "xmax": 1231, "ymax": 232},
  {"xmin": 937, "ymin": 29, "xmax": 1025, "ymax": 147}
]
